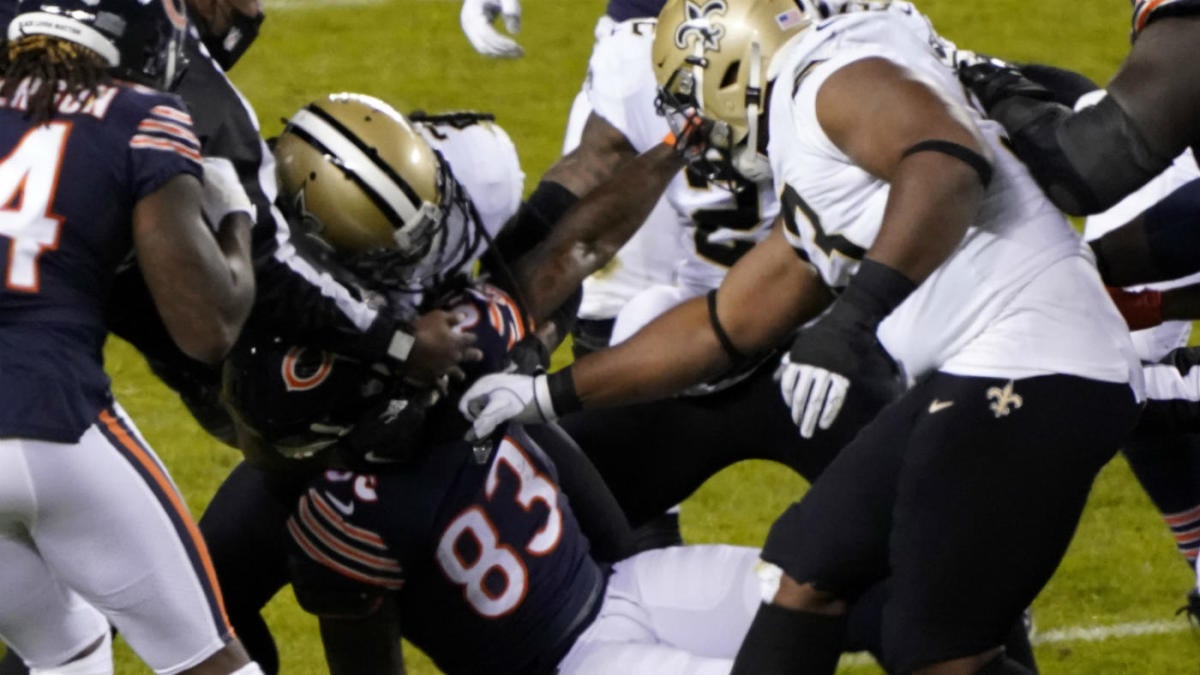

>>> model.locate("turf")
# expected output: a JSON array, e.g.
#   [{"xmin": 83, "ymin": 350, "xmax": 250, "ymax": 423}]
[{"xmin": 16, "ymin": 0, "xmax": 1198, "ymax": 672}]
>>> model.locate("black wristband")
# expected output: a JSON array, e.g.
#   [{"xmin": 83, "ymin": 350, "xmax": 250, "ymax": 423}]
[
  {"xmin": 492, "ymin": 181, "xmax": 579, "ymax": 262},
  {"xmin": 527, "ymin": 180, "xmax": 579, "ymax": 225},
  {"xmin": 547, "ymin": 368, "xmax": 583, "ymax": 416},
  {"xmin": 836, "ymin": 258, "xmax": 917, "ymax": 328}
]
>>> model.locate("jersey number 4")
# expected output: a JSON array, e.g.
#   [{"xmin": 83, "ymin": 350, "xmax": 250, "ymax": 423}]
[
  {"xmin": 436, "ymin": 439, "xmax": 563, "ymax": 618},
  {"xmin": 0, "ymin": 122, "xmax": 71, "ymax": 292}
]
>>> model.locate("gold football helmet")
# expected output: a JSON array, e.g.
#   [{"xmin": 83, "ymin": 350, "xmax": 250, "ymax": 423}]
[
  {"xmin": 652, "ymin": 0, "xmax": 818, "ymax": 181},
  {"xmin": 275, "ymin": 93, "xmax": 478, "ymax": 290}
]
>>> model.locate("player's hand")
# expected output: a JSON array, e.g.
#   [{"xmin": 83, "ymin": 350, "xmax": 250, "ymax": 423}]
[
  {"xmin": 405, "ymin": 309, "xmax": 483, "ymax": 385},
  {"xmin": 777, "ymin": 309, "xmax": 904, "ymax": 438},
  {"xmin": 461, "ymin": 0, "xmax": 523, "ymax": 58},
  {"xmin": 1106, "ymin": 286, "xmax": 1163, "ymax": 331},
  {"xmin": 776, "ymin": 352, "xmax": 850, "ymax": 439},
  {"xmin": 956, "ymin": 51, "xmax": 1055, "ymax": 113},
  {"xmin": 459, "ymin": 372, "xmax": 555, "ymax": 440},
  {"xmin": 200, "ymin": 156, "xmax": 254, "ymax": 231}
]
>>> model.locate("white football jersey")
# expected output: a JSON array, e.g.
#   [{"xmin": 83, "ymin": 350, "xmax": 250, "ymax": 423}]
[
  {"xmin": 572, "ymin": 16, "xmax": 684, "ymax": 321},
  {"xmin": 417, "ymin": 116, "xmax": 524, "ymax": 243},
  {"xmin": 770, "ymin": 4, "xmax": 1141, "ymax": 389},
  {"xmin": 580, "ymin": 17, "xmax": 780, "ymax": 331}
]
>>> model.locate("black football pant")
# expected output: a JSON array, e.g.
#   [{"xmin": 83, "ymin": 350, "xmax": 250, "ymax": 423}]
[
  {"xmin": 760, "ymin": 372, "xmax": 1139, "ymax": 673},
  {"xmin": 558, "ymin": 358, "xmax": 887, "ymax": 529},
  {"xmin": 198, "ymin": 462, "xmax": 314, "ymax": 675}
]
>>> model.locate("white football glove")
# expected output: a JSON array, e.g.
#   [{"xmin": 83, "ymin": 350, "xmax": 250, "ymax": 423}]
[
  {"xmin": 776, "ymin": 353, "xmax": 850, "ymax": 439},
  {"xmin": 459, "ymin": 372, "xmax": 555, "ymax": 440},
  {"xmin": 200, "ymin": 156, "xmax": 254, "ymax": 231},
  {"xmin": 461, "ymin": 0, "xmax": 523, "ymax": 58}
]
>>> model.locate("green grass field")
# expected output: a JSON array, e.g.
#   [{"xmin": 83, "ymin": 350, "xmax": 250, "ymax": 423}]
[{"xmin": 19, "ymin": 0, "xmax": 1199, "ymax": 672}]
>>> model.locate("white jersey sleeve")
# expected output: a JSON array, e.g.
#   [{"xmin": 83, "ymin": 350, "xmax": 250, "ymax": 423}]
[
  {"xmin": 585, "ymin": 18, "xmax": 669, "ymax": 153},
  {"xmin": 417, "ymin": 115, "xmax": 524, "ymax": 241}
]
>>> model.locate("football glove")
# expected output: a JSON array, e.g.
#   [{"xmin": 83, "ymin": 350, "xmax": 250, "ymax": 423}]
[
  {"xmin": 955, "ymin": 51, "xmax": 1056, "ymax": 114},
  {"xmin": 777, "ymin": 353, "xmax": 850, "ymax": 439},
  {"xmin": 778, "ymin": 303, "xmax": 905, "ymax": 439},
  {"xmin": 200, "ymin": 156, "xmax": 254, "ymax": 232},
  {"xmin": 461, "ymin": 0, "xmax": 523, "ymax": 58},
  {"xmin": 459, "ymin": 372, "xmax": 555, "ymax": 440}
]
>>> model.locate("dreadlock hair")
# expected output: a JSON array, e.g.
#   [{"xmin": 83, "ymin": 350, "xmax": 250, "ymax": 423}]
[{"xmin": 1, "ymin": 35, "xmax": 111, "ymax": 122}]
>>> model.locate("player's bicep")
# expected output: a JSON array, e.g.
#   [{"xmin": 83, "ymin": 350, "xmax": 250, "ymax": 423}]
[
  {"xmin": 716, "ymin": 220, "xmax": 833, "ymax": 354},
  {"xmin": 816, "ymin": 57, "xmax": 990, "ymax": 181}
]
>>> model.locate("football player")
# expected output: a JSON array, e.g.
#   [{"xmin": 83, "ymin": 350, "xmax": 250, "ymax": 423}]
[
  {"xmin": 527, "ymin": 0, "xmax": 877, "ymax": 552},
  {"xmin": 0, "ymin": 0, "xmax": 264, "ymax": 673},
  {"xmin": 957, "ymin": 0, "xmax": 1200, "ymax": 217},
  {"xmin": 198, "ymin": 90, "xmax": 694, "ymax": 673},
  {"xmin": 461, "ymin": 1, "xmax": 1144, "ymax": 673},
  {"xmin": 228, "ymin": 262, "xmax": 905, "ymax": 675},
  {"xmin": 70, "ymin": 9, "xmax": 479, "ymax": 674},
  {"xmin": 1008, "ymin": 62, "xmax": 1200, "ymax": 628}
]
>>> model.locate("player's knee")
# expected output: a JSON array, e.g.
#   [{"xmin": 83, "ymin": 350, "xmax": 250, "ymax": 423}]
[
  {"xmin": 771, "ymin": 574, "xmax": 848, "ymax": 615},
  {"xmin": 28, "ymin": 632, "xmax": 112, "ymax": 675},
  {"xmin": 179, "ymin": 642, "xmax": 257, "ymax": 675}
]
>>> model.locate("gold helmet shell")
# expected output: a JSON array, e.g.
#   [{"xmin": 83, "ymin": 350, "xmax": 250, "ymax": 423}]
[
  {"xmin": 652, "ymin": 0, "xmax": 816, "ymax": 145},
  {"xmin": 275, "ymin": 92, "xmax": 444, "ymax": 259}
]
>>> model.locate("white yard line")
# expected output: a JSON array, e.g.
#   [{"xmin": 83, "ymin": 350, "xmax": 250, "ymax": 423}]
[
  {"xmin": 1031, "ymin": 619, "xmax": 1190, "ymax": 644},
  {"xmin": 839, "ymin": 619, "xmax": 1192, "ymax": 668}
]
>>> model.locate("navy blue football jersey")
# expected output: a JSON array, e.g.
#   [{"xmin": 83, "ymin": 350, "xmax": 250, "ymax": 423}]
[
  {"xmin": 0, "ymin": 78, "xmax": 202, "ymax": 441},
  {"xmin": 1132, "ymin": 0, "xmax": 1200, "ymax": 34},
  {"xmin": 288, "ymin": 425, "xmax": 605, "ymax": 675},
  {"xmin": 606, "ymin": 0, "xmax": 666, "ymax": 21}
]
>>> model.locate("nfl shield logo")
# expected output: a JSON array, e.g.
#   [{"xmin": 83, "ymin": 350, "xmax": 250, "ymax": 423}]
[{"xmin": 775, "ymin": 8, "xmax": 804, "ymax": 30}]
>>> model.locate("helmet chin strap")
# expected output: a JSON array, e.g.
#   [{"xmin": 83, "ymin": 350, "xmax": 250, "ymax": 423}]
[{"xmin": 732, "ymin": 40, "xmax": 772, "ymax": 183}]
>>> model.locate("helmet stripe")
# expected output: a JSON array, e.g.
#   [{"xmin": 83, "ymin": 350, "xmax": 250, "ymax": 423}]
[
  {"xmin": 286, "ymin": 107, "xmax": 420, "ymax": 228},
  {"xmin": 303, "ymin": 103, "xmax": 427, "ymax": 210}
]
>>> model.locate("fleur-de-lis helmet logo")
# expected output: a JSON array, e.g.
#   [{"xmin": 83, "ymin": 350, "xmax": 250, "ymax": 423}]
[{"xmin": 674, "ymin": 0, "xmax": 729, "ymax": 53}]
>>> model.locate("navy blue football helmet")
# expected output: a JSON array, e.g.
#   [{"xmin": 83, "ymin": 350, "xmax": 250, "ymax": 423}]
[
  {"xmin": 436, "ymin": 282, "xmax": 528, "ymax": 381},
  {"xmin": 7, "ymin": 0, "xmax": 190, "ymax": 90}
]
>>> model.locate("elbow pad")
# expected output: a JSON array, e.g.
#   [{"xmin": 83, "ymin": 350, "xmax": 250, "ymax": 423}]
[{"xmin": 991, "ymin": 93, "xmax": 1173, "ymax": 215}]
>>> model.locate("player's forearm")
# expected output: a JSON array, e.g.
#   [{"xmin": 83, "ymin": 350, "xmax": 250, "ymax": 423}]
[
  {"xmin": 566, "ymin": 296, "xmax": 730, "ymax": 409},
  {"xmin": 211, "ymin": 211, "xmax": 256, "ymax": 340},
  {"xmin": 516, "ymin": 143, "xmax": 683, "ymax": 322}
]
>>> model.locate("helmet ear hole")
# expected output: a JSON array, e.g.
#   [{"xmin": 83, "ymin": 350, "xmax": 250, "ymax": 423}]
[{"xmin": 720, "ymin": 60, "xmax": 741, "ymax": 89}]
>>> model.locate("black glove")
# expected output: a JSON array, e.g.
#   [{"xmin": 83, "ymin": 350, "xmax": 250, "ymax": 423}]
[
  {"xmin": 777, "ymin": 260, "xmax": 912, "ymax": 437},
  {"xmin": 957, "ymin": 54, "xmax": 1057, "ymax": 114}
]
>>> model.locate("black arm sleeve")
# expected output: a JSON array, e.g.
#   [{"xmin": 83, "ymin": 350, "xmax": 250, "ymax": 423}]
[
  {"xmin": 961, "ymin": 61, "xmax": 1174, "ymax": 215},
  {"xmin": 523, "ymin": 423, "xmax": 636, "ymax": 563}
]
